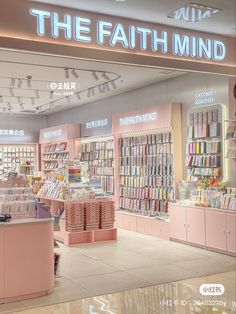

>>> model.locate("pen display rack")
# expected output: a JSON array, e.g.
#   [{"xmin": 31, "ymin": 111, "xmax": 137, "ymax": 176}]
[
  {"xmin": 186, "ymin": 105, "xmax": 224, "ymax": 181},
  {"xmin": 118, "ymin": 132, "xmax": 174, "ymax": 216},
  {"xmin": 78, "ymin": 138, "xmax": 114, "ymax": 194}
]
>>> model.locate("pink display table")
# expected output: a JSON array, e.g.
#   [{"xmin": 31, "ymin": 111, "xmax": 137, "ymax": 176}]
[{"xmin": 0, "ymin": 218, "xmax": 54, "ymax": 304}]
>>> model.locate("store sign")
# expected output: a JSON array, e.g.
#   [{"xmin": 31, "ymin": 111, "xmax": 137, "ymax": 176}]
[
  {"xmin": 86, "ymin": 119, "xmax": 108, "ymax": 129},
  {"xmin": 30, "ymin": 8, "xmax": 226, "ymax": 62},
  {"xmin": 0, "ymin": 129, "xmax": 24, "ymax": 136},
  {"xmin": 43, "ymin": 129, "xmax": 62, "ymax": 139},
  {"xmin": 194, "ymin": 90, "xmax": 216, "ymax": 105},
  {"xmin": 120, "ymin": 112, "xmax": 158, "ymax": 126}
]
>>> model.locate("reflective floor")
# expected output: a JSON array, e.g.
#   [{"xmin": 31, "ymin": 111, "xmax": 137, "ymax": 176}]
[
  {"xmin": 0, "ymin": 229, "xmax": 235, "ymax": 313},
  {"xmin": 10, "ymin": 271, "xmax": 236, "ymax": 314}
]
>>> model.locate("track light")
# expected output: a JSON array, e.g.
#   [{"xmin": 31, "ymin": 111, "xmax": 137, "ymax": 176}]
[
  {"xmin": 36, "ymin": 107, "xmax": 40, "ymax": 114},
  {"xmin": 26, "ymin": 75, "xmax": 32, "ymax": 88},
  {"xmin": 10, "ymin": 78, "xmax": 15, "ymax": 89},
  {"xmin": 50, "ymin": 91, "xmax": 54, "ymax": 99},
  {"xmin": 35, "ymin": 90, "xmax": 39, "ymax": 98},
  {"xmin": 19, "ymin": 103, "xmax": 24, "ymax": 110},
  {"xmin": 17, "ymin": 79, "xmax": 23, "ymax": 88},
  {"xmin": 92, "ymin": 71, "xmax": 99, "ymax": 81},
  {"xmin": 65, "ymin": 68, "xmax": 69, "ymax": 79},
  {"xmin": 87, "ymin": 87, "xmax": 95, "ymax": 97},
  {"xmin": 110, "ymin": 80, "xmax": 117, "ymax": 89},
  {"xmin": 71, "ymin": 69, "xmax": 79, "ymax": 79},
  {"xmin": 9, "ymin": 89, "xmax": 14, "ymax": 97},
  {"xmin": 104, "ymin": 82, "xmax": 110, "ymax": 92},
  {"xmin": 98, "ymin": 84, "xmax": 105, "ymax": 93},
  {"xmin": 31, "ymin": 97, "xmax": 34, "ymax": 105},
  {"xmin": 102, "ymin": 72, "xmax": 110, "ymax": 81}
]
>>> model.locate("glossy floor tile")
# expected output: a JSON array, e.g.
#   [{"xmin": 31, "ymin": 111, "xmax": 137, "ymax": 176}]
[
  {"xmin": 0, "ymin": 228, "xmax": 235, "ymax": 313},
  {"xmin": 9, "ymin": 271, "xmax": 236, "ymax": 314}
]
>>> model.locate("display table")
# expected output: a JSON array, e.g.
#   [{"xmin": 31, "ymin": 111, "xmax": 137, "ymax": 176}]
[
  {"xmin": 169, "ymin": 203, "xmax": 236, "ymax": 256},
  {"xmin": 0, "ymin": 218, "xmax": 54, "ymax": 304},
  {"xmin": 39, "ymin": 197, "xmax": 117, "ymax": 246}
]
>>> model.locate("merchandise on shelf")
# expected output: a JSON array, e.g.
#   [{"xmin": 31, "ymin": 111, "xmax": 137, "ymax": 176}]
[
  {"xmin": 42, "ymin": 142, "xmax": 69, "ymax": 174},
  {"xmin": 186, "ymin": 107, "xmax": 223, "ymax": 181},
  {"xmin": 225, "ymin": 120, "xmax": 236, "ymax": 159},
  {"xmin": 0, "ymin": 145, "xmax": 36, "ymax": 179},
  {"xmin": 0, "ymin": 186, "xmax": 37, "ymax": 217},
  {"xmin": 78, "ymin": 139, "xmax": 114, "ymax": 194},
  {"xmin": 118, "ymin": 132, "xmax": 174, "ymax": 216}
]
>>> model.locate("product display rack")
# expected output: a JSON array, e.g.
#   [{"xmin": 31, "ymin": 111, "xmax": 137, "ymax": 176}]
[
  {"xmin": 0, "ymin": 144, "xmax": 37, "ymax": 179},
  {"xmin": 225, "ymin": 119, "xmax": 236, "ymax": 159},
  {"xmin": 78, "ymin": 136, "xmax": 115, "ymax": 194},
  {"xmin": 186, "ymin": 106, "xmax": 224, "ymax": 181},
  {"xmin": 118, "ymin": 131, "xmax": 174, "ymax": 216}
]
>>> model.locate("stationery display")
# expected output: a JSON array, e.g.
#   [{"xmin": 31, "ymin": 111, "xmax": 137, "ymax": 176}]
[
  {"xmin": 79, "ymin": 139, "xmax": 114, "ymax": 194},
  {"xmin": 0, "ymin": 187, "xmax": 37, "ymax": 217},
  {"xmin": 225, "ymin": 120, "xmax": 236, "ymax": 159},
  {"xmin": 186, "ymin": 107, "xmax": 222, "ymax": 181},
  {"xmin": 0, "ymin": 145, "xmax": 36, "ymax": 179},
  {"xmin": 42, "ymin": 142, "xmax": 69, "ymax": 174},
  {"xmin": 118, "ymin": 132, "xmax": 174, "ymax": 216}
]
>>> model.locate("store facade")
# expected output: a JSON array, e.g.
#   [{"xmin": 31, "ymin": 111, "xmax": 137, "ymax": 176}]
[{"xmin": 0, "ymin": 0, "xmax": 235, "ymax": 310}]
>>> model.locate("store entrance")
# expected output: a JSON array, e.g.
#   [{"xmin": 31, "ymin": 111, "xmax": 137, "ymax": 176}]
[{"xmin": 0, "ymin": 48, "xmax": 235, "ymax": 311}]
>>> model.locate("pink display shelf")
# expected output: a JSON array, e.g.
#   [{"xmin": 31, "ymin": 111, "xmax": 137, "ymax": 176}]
[
  {"xmin": 0, "ymin": 219, "xmax": 54, "ymax": 304},
  {"xmin": 39, "ymin": 197, "xmax": 117, "ymax": 246},
  {"xmin": 115, "ymin": 211, "xmax": 170, "ymax": 240}
]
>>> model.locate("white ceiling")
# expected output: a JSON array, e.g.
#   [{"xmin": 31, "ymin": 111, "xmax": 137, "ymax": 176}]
[
  {"xmin": 30, "ymin": 0, "xmax": 236, "ymax": 37},
  {"xmin": 0, "ymin": 49, "xmax": 185, "ymax": 115}
]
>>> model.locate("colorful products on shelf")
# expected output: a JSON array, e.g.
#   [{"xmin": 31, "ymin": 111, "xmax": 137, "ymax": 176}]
[
  {"xmin": 118, "ymin": 132, "xmax": 174, "ymax": 216},
  {"xmin": 79, "ymin": 139, "xmax": 114, "ymax": 194}
]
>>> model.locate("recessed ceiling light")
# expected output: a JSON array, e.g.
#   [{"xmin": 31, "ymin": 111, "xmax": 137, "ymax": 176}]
[{"xmin": 167, "ymin": 3, "xmax": 221, "ymax": 22}]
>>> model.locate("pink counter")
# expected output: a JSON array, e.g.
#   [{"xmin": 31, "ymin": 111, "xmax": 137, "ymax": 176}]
[{"xmin": 0, "ymin": 218, "xmax": 54, "ymax": 304}]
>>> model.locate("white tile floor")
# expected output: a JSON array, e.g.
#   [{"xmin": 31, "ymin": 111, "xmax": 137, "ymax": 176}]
[{"xmin": 0, "ymin": 228, "xmax": 235, "ymax": 313}]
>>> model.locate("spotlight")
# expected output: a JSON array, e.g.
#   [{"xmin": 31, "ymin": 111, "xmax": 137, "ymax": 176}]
[
  {"xmin": 26, "ymin": 75, "xmax": 32, "ymax": 88},
  {"xmin": 110, "ymin": 80, "xmax": 117, "ymax": 89},
  {"xmin": 10, "ymin": 78, "xmax": 15, "ymax": 88},
  {"xmin": 36, "ymin": 107, "xmax": 40, "ymax": 114},
  {"xmin": 9, "ymin": 89, "xmax": 14, "ymax": 97},
  {"xmin": 17, "ymin": 79, "xmax": 23, "ymax": 88},
  {"xmin": 65, "ymin": 68, "xmax": 69, "ymax": 79},
  {"xmin": 71, "ymin": 69, "xmax": 79, "ymax": 79},
  {"xmin": 98, "ymin": 84, "xmax": 105, "ymax": 93},
  {"xmin": 50, "ymin": 91, "xmax": 54, "ymax": 99},
  {"xmin": 102, "ymin": 72, "xmax": 110, "ymax": 81},
  {"xmin": 19, "ymin": 103, "xmax": 24, "ymax": 110},
  {"xmin": 104, "ymin": 82, "xmax": 110, "ymax": 92},
  {"xmin": 92, "ymin": 71, "xmax": 99, "ymax": 81},
  {"xmin": 87, "ymin": 87, "xmax": 95, "ymax": 97}
]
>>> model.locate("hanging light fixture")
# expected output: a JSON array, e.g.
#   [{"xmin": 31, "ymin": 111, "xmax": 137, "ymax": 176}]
[
  {"xmin": 65, "ymin": 68, "xmax": 69, "ymax": 79},
  {"xmin": 110, "ymin": 80, "xmax": 117, "ymax": 89},
  {"xmin": 92, "ymin": 71, "xmax": 99, "ymax": 81},
  {"xmin": 17, "ymin": 79, "xmax": 23, "ymax": 88},
  {"xmin": 87, "ymin": 87, "xmax": 95, "ymax": 98},
  {"xmin": 26, "ymin": 75, "xmax": 32, "ymax": 88},
  {"xmin": 10, "ymin": 78, "xmax": 15, "ymax": 88},
  {"xmin": 102, "ymin": 72, "xmax": 110, "ymax": 81},
  {"xmin": 71, "ymin": 69, "xmax": 79, "ymax": 79}
]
